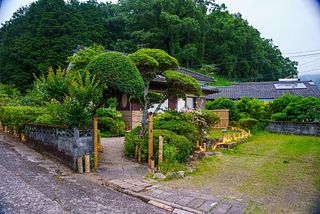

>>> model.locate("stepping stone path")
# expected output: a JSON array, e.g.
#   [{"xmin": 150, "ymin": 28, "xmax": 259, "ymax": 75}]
[{"xmin": 107, "ymin": 178, "xmax": 247, "ymax": 214}]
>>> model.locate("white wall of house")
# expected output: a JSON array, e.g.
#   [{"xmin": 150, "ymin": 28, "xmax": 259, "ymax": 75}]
[
  {"xmin": 186, "ymin": 97, "xmax": 195, "ymax": 110},
  {"xmin": 177, "ymin": 99, "xmax": 186, "ymax": 111}
]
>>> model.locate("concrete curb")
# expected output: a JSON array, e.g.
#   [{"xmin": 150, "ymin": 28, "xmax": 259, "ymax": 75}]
[{"xmin": 103, "ymin": 179, "xmax": 203, "ymax": 214}]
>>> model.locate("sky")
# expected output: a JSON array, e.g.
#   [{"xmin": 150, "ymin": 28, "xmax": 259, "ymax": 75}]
[{"xmin": 1, "ymin": 0, "xmax": 320, "ymax": 78}]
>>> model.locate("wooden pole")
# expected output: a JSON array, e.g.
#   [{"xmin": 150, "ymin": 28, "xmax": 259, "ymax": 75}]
[
  {"xmin": 158, "ymin": 136, "xmax": 163, "ymax": 163},
  {"xmin": 138, "ymin": 146, "xmax": 141, "ymax": 162},
  {"xmin": 93, "ymin": 114, "xmax": 99, "ymax": 170},
  {"xmin": 84, "ymin": 154, "xmax": 90, "ymax": 173},
  {"xmin": 148, "ymin": 112, "xmax": 153, "ymax": 168},
  {"xmin": 77, "ymin": 156, "xmax": 83, "ymax": 174},
  {"xmin": 158, "ymin": 136, "xmax": 163, "ymax": 171}
]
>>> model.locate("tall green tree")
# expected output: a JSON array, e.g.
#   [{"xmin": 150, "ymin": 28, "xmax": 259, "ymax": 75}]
[{"xmin": 0, "ymin": 0, "xmax": 298, "ymax": 91}]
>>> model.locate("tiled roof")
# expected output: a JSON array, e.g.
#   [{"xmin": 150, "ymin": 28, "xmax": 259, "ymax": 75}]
[
  {"xmin": 177, "ymin": 68, "xmax": 214, "ymax": 82},
  {"xmin": 206, "ymin": 81, "xmax": 320, "ymax": 100}
]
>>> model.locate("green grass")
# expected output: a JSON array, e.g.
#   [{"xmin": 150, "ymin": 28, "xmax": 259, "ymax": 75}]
[
  {"xmin": 165, "ymin": 133, "xmax": 320, "ymax": 213},
  {"xmin": 209, "ymin": 73, "xmax": 234, "ymax": 86},
  {"xmin": 191, "ymin": 69, "xmax": 233, "ymax": 86},
  {"xmin": 209, "ymin": 129, "xmax": 238, "ymax": 138}
]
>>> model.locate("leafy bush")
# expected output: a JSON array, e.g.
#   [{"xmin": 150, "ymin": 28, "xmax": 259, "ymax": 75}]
[
  {"xmin": 237, "ymin": 97, "xmax": 266, "ymax": 120},
  {"xmin": 0, "ymin": 106, "xmax": 46, "ymax": 132},
  {"xmin": 154, "ymin": 110, "xmax": 219, "ymax": 143},
  {"xmin": 197, "ymin": 109, "xmax": 220, "ymax": 127},
  {"xmin": 0, "ymin": 84, "xmax": 20, "ymax": 105},
  {"xmin": 124, "ymin": 127, "xmax": 144, "ymax": 158},
  {"xmin": 154, "ymin": 119, "xmax": 197, "ymax": 143},
  {"xmin": 238, "ymin": 118, "xmax": 258, "ymax": 129},
  {"xmin": 270, "ymin": 112, "xmax": 287, "ymax": 121},
  {"xmin": 284, "ymin": 96, "xmax": 320, "ymax": 122},
  {"xmin": 267, "ymin": 94, "xmax": 300, "ymax": 115},
  {"xmin": 124, "ymin": 128, "xmax": 193, "ymax": 164},
  {"xmin": 96, "ymin": 108, "xmax": 122, "ymax": 119},
  {"xmin": 97, "ymin": 108, "xmax": 125, "ymax": 137},
  {"xmin": 206, "ymin": 97, "xmax": 239, "ymax": 121},
  {"xmin": 99, "ymin": 117, "xmax": 125, "ymax": 137}
]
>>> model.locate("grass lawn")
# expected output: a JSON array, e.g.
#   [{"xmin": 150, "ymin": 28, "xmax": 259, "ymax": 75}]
[{"xmin": 165, "ymin": 133, "xmax": 320, "ymax": 213}]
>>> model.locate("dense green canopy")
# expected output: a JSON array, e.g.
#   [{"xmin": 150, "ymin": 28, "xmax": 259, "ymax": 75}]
[
  {"xmin": 0, "ymin": 0, "xmax": 298, "ymax": 91},
  {"xmin": 86, "ymin": 52, "xmax": 144, "ymax": 97}
]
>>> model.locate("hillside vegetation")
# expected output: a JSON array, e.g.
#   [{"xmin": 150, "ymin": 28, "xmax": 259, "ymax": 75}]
[{"xmin": 0, "ymin": 0, "xmax": 297, "ymax": 91}]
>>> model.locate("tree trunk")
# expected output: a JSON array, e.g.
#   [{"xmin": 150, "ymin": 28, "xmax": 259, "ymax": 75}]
[
  {"xmin": 139, "ymin": 81, "xmax": 150, "ymax": 137},
  {"xmin": 154, "ymin": 95, "xmax": 168, "ymax": 114}
]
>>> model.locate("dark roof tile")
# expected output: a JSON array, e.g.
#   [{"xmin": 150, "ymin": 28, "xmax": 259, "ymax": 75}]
[{"xmin": 206, "ymin": 81, "xmax": 320, "ymax": 100}]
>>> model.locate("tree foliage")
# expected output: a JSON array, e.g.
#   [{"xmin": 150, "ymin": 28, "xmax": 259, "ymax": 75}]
[
  {"xmin": 86, "ymin": 52, "xmax": 144, "ymax": 98},
  {"xmin": 34, "ymin": 67, "xmax": 104, "ymax": 127},
  {"xmin": 0, "ymin": 0, "xmax": 297, "ymax": 91},
  {"xmin": 163, "ymin": 70, "xmax": 201, "ymax": 98}
]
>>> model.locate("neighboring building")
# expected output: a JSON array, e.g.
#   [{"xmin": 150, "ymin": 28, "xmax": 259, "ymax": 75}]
[
  {"xmin": 117, "ymin": 68, "xmax": 218, "ymax": 130},
  {"xmin": 206, "ymin": 79, "xmax": 320, "ymax": 101}
]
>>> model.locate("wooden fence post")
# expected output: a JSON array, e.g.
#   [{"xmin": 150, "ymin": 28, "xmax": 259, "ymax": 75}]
[
  {"xmin": 148, "ymin": 112, "xmax": 153, "ymax": 168},
  {"xmin": 158, "ymin": 136, "xmax": 163, "ymax": 170},
  {"xmin": 93, "ymin": 114, "xmax": 99, "ymax": 170},
  {"xmin": 77, "ymin": 156, "xmax": 83, "ymax": 174},
  {"xmin": 84, "ymin": 154, "xmax": 90, "ymax": 173}
]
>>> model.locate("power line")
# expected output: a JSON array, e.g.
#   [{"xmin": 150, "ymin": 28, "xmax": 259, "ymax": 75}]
[
  {"xmin": 283, "ymin": 48, "xmax": 320, "ymax": 55},
  {"xmin": 287, "ymin": 52, "xmax": 320, "ymax": 58},
  {"xmin": 299, "ymin": 57, "xmax": 320, "ymax": 66},
  {"xmin": 299, "ymin": 68, "xmax": 320, "ymax": 73}
]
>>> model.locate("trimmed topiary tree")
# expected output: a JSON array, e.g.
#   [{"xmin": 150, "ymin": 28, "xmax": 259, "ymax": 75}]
[
  {"xmin": 86, "ymin": 52, "xmax": 144, "ymax": 98},
  {"xmin": 128, "ymin": 48, "xmax": 201, "ymax": 136}
]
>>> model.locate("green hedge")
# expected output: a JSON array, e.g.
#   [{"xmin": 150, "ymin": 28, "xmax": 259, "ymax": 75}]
[
  {"xmin": 0, "ymin": 106, "xmax": 46, "ymax": 132},
  {"xmin": 239, "ymin": 118, "xmax": 258, "ymax": 129},
  {"xmin": 97, "ymin": 108, "xmax": 125, "ymax": 137},
  {"xmin": 124, "ymin": 128, "xmax": 193, "ymax": 164}
]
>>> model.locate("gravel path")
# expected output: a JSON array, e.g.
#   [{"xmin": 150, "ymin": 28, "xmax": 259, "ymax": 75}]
[{"xmin": 0, "ymin": 134, "xmax": 168, "ymax": 214}]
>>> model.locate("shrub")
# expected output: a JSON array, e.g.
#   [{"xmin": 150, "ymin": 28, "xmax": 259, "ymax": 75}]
[
  {"xmin": 124, "ymin": 127, "xmax": 145, "ymax": 158},
  {"xmin": 0, "ymin": 106, "xmax": 46, "ymax": 132},
  {"xmin": 99, "ymin": 117, "xmax": 125, "ymax": 137},
  {"xmin": 143, "ymin": 129, "xmax": 193, "ymax": 163},
  {"xmin": 0, "ymin": 84, "xmax": 20, "ymax": 105},
  {"xmin": 270, "ymin": 112, "xmax": 288, "ymax": 121},
  {"xmin": 267, "ymin": 94, "xmax": 300, "ymax": 115},
  {"xmin": 154, "ymin": 119, "xmax": 197, "ymax": 143},
  {"xmin": 97, "ymin": 108, "xmax": 125, "ymax": 137},
  {"xmin": 124, "ymin": 128, "xmax": 193, "ymax": 164},
  {"xmin": 238, "ymin": 118, "xmax": 258, "ymax": 129},
  {"xmin": 206, "ymin": 97, "xmax": 239, "ymax": 121},
  {"xmin": 154, "ymin": 110, "xmax": 219, "ymax": 143},
  {"xmin": 96, "ymin": 108, "xmax": 122, "ymax": 120},
  {"xmin": 284, "ymin": 96, "xmax": 320, "ymax": 122},
  {"xmin": 198, "ymin": 109, "xmax": 220, "ymax": 127},
  {"xmin": 237, "ymin": 97, "xmax": 266, "ymax": 120}
]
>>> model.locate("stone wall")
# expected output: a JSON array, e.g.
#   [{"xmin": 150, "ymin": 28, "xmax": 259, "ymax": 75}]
[
  {"xmin": 266, "ymin": 122, "xmax": 320, "ymax": 136},
  {"xmin": 25, "ymin": 125, "xmax": 93, "ymax": 170}
]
